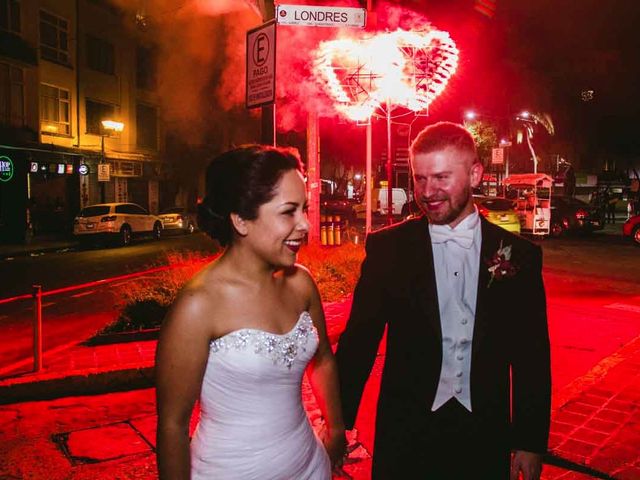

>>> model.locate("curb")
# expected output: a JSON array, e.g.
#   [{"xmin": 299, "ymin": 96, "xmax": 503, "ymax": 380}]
[{"xmin": 0, "ymin": 366, "xmax": 154, "ymax": 405}]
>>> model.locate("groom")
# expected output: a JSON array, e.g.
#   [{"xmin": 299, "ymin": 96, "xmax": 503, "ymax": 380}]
[{"xmin": 336, "ymin": 122, "xmax": 551, "ymax": 479}]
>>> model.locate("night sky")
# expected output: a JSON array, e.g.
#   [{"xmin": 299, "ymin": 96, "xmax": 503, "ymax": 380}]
[{"xmin": 421, "ymin": 0, "xmax": 640, "ymax": 167}]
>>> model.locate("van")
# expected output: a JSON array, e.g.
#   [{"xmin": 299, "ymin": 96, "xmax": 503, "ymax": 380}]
[{"xmin": 354, "ymin": 188, "xmax": 409, "ymax": 218}]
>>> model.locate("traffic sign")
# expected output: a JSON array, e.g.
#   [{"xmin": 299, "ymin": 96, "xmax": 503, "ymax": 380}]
[
  {"xmin": 276, "ymin": 4, "xmax": 366, "ymax": 28},
  {"xmin": 491, "ymin": 147, "xmax": 504, "ymax": 165},
  {"xmin": 97, "ymin": 163, "xmax": 110, "ymax": 182},
  {"xmin": 246, "ymin": 20, "xmax": 276, "ymax": 109}
]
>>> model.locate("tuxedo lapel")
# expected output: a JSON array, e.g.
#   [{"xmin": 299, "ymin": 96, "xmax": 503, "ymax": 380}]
[
  {"xmin": 408, "ymin": 217, "xmax": 442, "ymax": 343},
  {"xmin": 473, "ymin": 217, "xmax": 502, "ymax": 360}
]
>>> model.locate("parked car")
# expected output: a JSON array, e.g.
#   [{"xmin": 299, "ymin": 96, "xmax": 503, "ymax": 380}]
[
  {"xmin": 401, "ymin": 196, "xmax": 520, "ymax": 234},
  {"xmin": 549, "ymin": 195, "xmax": 602, "ymax": 237},
  {"xmin": 623, "ymin": 214, "xmax": 640, "ymax": 245},
  {"xmin": 473, "ymin": 196, "xmax": 521, "ymax": 234},
  {"xmin": 73, "ymin": 202, "xmax": 162, "ymax": 246},
  {"xmin": 354, "ymin": 188, "xmax": 408, "ymax": 218},
  {"xmin": 320, "ymin": 193, "xmax": 357, "ymax": 220},
  {"xmin": 158, "ymin": 207, "xmax": 197, "ymax": 234}
]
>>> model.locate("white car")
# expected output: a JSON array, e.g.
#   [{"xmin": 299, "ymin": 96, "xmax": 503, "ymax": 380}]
[{"xmin": 73, "ymin": 202, "xmax": 163, "ymax": 246}]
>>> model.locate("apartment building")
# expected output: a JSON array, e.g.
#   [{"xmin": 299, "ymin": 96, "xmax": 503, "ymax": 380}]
[{"xmin": 0, "ymin": 0, "xmax": 163, "ymax": 243}]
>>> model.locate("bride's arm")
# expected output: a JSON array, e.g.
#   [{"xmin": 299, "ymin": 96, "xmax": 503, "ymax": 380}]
[
  {"xmin": 302, "ymin": 269, "xmax": 347, "ymax": 465},
  {"xmin": 155, "ymin": 288, "xmax": 211, "ymax": 480}
]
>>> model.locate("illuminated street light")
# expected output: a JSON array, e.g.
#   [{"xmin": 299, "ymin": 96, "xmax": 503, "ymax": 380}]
[
  {"xmin": 465, "ymin": 110, "xmax": 477, "ymax": 121},
  {"xmin": 519, "ymin": 110, "xmax": 530, "ymax": 119}
]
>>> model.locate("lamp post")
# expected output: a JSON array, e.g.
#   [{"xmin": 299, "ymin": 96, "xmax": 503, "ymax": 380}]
[{"xmin": 99, "ymin": 120, "xmax": 124, "ymax": 203}]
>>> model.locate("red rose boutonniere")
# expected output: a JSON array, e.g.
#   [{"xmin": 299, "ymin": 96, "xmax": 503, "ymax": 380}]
[{"xmin": 486, "ymin": 240, "xmax": 518, "ymax": 287}]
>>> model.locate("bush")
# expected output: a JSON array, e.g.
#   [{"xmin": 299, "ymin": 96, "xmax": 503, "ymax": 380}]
[{"xmin": 98, "ymin": 242, "xmax": 365, "ymax": 336}]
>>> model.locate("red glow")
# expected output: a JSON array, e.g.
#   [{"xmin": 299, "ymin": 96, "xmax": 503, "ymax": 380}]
[{"xmin": 313, "ymin": 28, "xmax": 459, "ymax": 121}]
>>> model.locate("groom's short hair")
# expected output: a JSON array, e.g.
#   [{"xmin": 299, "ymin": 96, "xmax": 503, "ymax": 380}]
[{"xmin": 410, "ymin": 121, "xmax": 479, "ymax": 163}]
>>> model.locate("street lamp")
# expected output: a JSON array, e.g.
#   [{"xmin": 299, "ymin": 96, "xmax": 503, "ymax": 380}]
[{"xmin": 100, "ymin": 120, "xmax": 124, "ymax": 203}]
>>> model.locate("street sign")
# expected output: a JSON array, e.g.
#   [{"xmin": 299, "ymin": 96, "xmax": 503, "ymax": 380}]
[
  {"xmin": 98, "ymin": 163, "xmax": 110, "ymax": 182},
  {"xmin": 491, "ymin": 147, "xmax": 504, "ymax": 165},
  {"xmin": 78, "ymin": 164, "xmax": 89, "ymax": 175},
  {"xmin": 276, "ymin": 4, "xmax": 366, "ymax": 28},
  {"xmin": 246, "ymin": 20, "xmax": 276, "ymax": 109}
]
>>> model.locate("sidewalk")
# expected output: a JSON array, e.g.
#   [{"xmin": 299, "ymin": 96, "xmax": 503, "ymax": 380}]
[
  {"xmin": 0, "ymin": 234, "xmax": 77, "ymax": 260},
  {"xmin": 1, "ymin": 300, "xmax": 639, "ymax": 479}
]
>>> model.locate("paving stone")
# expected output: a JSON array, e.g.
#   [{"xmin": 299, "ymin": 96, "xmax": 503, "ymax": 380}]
[
  {"xmin": 570, "ymin": 427, "xmax": 609, "ymax": 446},
  {"xmin": 548, "ymin": 432, "xmax": 565, "ymax": 449},
  {"xmin": 612, "ymin": 465, "xmax": 640, "ymax": 480},
  {"xmin": 554, "ymin": 410, "xmax": 590, "ymax": 427},
  {"xmin": 562, "ymin": 401, "xmax": 599, "ymax": 417},
  {"xmin": 558, "ymin": 438, "xmax": 599, "ymax": 458},
  {"xmin": 594, "ymin": 408, "xmax": 630, "ymax": 424},
  {"xmin": 541, "ymin": 464, "xmax": 569, "ymax": 480},
  {"xmin": 66, "ymin": 423, "xmax": 151, "ymax": 462},
  {"xmin": 584, "ymin": 417, "xmax": 620, "ymax": 434},
  {"xmin": 129, "ymin": 415, "xmax": 157, "ymax": 449},
  {"xmin": 551, "ymin": 420, "xmax": 577, "ymax": 435},
  {"xmin": 590, "ymin": 444, "xmax": 639, "ymax": 472},
  {"xmin": 607, "ymin": 398, "xmax": 637, "ymax": 413}
]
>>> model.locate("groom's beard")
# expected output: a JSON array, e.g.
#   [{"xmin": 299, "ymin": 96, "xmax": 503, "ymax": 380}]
[{"xmin": 418, "ymin": 185, "xmax": 472, "ymax": 226}]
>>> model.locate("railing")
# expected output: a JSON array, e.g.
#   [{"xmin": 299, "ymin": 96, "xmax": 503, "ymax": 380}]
[{"xmin": 0, "ymin": 263, "xmax": 200, "ymax": 375}]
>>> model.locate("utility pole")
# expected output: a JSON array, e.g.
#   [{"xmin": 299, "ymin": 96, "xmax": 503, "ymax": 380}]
[{"xmin": 261, "ymin": 0, "xmax": 276, "ymax": 146}]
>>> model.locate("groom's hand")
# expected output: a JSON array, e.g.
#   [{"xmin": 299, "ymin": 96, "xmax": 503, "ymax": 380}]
[{"xmin": 510, "ymin": 450, "xmax": 543, "ymax": 480}]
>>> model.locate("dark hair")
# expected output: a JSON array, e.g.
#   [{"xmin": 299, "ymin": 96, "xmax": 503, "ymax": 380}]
[
  {"xmin": 410, "ymin": 121, "xmax": 478, "ymax": 162},
  {"xmin": 197, "ymin": 144, "xmax": 304, "ymax": 246}
]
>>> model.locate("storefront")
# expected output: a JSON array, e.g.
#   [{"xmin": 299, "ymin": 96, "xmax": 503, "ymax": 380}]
[{"xmin": 0, "ymin": 146, "xmax": 86, "ymax": 243}]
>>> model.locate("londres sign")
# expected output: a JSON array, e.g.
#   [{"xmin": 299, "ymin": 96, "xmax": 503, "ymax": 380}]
[{"xmin": 276, "ymin": 4, "xmax": 366, "ymax": 28}]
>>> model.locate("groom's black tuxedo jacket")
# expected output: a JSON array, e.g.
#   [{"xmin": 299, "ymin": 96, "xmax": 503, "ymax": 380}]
[{"xmin": 336, "ymin": 215, "xmax": 551, "ymax": 470}]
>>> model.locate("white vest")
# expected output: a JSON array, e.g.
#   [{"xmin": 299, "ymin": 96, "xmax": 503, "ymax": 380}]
[{"xmin": 429, "ymin": 210, "xmax": 482, "ymax": 412}]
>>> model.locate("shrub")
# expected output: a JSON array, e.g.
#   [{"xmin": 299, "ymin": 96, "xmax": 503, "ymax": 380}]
[{"xmin": 98, "ymin": 242, "xmax": 365, "ymax": 336}]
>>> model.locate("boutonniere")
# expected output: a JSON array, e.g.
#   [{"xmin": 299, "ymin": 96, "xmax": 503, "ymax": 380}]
[{"xmin": 486, "ymin": 240, "xmax": 518, "ymax": 287}]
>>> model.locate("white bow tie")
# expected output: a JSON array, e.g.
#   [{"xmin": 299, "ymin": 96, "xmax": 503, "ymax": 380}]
[{"xmin": 430, "ymin": 226, "xmax": 475, "ymax": 249}]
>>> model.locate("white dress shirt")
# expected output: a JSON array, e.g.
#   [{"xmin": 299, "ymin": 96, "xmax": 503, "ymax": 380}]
[{"xmin": 429, "ymin": 208, "xmax": 482, "ymax": 412}]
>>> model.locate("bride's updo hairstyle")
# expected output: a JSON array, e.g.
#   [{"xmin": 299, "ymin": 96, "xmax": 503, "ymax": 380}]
[{"xmin": 198, "ymin": 144, "xmax": 304, "ymax": 246}]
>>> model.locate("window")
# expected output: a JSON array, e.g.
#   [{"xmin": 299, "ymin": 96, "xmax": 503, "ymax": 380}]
[
  {"xmin": 136, "ymin": 103, "xmax": 157, "ymax": 150},
  {"xmin": 136, "ymin": 46, "xmax": 156, "ymax": 90},
  {"xmin": 40, "ymin": 83, "xmax": 70, "ymax": 135},
  {"xmin": 86, "ymin": 34, "xmax": 114, "ymax": 75},
  {"xmin": 0, "ymin": 0, "xmax": 21, "ymax": 34},
  {"xmin": 0, "ymin": 62, "xmax": 24, "ymax": 126},
  {"xmin": 85, "ymin": 99, "xmax": 115, "ymax": 134},
  {"xmin": 40, "ymin": 10, "xmax": 69, "ymax": 64}
]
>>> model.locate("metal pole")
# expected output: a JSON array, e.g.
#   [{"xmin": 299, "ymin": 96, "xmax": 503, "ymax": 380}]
[
  {"xmin": 386, "ymin": 100, "xmax": 393, "ymax": 225},
  {"xmin": 32, "ymin": 284, "xmax": 42, "ymax": 372},
  {"xmin": 100, "ymin": 135, "xmax": 106, "ymax": 203},
  {"xmin": 366, "ymin": 119, "xmax": 372, "ymax": 235}
]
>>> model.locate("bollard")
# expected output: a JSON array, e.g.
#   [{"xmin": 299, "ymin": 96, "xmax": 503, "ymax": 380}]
[
  {"xmin": 32, "ymin": 284, "xmax": 43, "ymax": 372},
  {"xmin": 327, "ymin": 215, "xmax": 335, "ymax": 246},
  {"xmin": 320, "ymin": 215, "xmax": 327, "ymax": 245},
  {"xmin": 334, "ymin": 215, "xmax": 342, "ymax": 245}
]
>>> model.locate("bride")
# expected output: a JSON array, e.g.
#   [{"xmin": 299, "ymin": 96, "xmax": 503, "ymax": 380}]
[{"xmin": 155, "ymin": 145, "xmax": 346, "ymax": 479}]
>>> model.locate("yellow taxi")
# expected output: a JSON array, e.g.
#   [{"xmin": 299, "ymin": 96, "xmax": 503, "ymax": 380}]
[{"xmin": 473, "ymin": 195, "xmax": 521, "ymax": 234}]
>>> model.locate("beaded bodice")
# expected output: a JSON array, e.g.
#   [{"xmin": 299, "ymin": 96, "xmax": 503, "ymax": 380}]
[{"xmin": 209, "ymin": 311, "xmax": 316, "ymax": 369}]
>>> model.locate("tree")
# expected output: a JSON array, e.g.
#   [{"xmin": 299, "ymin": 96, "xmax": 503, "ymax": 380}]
[{"xmin": 465, "ymin": 119, "xmax": 498, "ymax": 165}]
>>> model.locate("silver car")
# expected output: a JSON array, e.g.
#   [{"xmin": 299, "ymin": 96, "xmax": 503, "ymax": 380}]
[{"xmin": 158, "ymin": 207, "xmax": 197, "ymax": 234}]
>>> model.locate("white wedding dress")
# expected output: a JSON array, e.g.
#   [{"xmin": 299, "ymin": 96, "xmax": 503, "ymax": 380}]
[{"xmin": 190, "ymin": 311, "xmax": 331, "ymax": 479}]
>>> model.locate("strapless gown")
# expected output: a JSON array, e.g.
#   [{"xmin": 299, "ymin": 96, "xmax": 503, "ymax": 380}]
[{"xmin": 190, "ymin": 311, "xmax": 331, "ymax": 479}]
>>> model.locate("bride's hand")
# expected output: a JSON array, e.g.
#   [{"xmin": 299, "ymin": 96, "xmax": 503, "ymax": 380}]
[{"xmin": 322, "ymin": 427, "xmax": 347, "ymax": 467}]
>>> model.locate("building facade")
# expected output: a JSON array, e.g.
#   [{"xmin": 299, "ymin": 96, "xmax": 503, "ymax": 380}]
[{"xmin": 0, "ymin": 0, "xmax": 163, "ymax": 243}]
